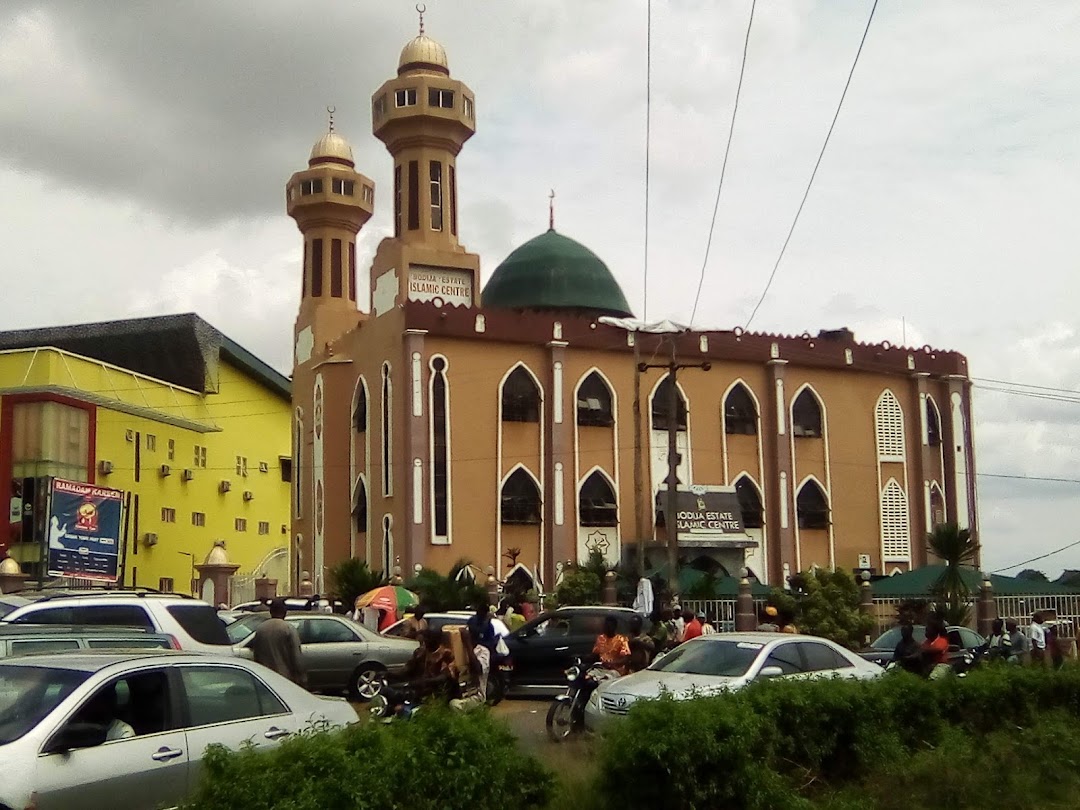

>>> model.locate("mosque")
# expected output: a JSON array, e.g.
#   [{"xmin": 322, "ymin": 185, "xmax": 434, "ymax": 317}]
[{"xmin": 286, "ymin": 19, "xmax": 978, "ymax": 595}]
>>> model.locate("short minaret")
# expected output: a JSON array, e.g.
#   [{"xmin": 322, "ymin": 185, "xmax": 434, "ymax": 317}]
[
  {"xmin": 367, "ymin": 13, "xmax": 481, "ymax": 316},
  {"xmin": 287, "ymin": 111, "xmax": 375, "ymax": 361}
]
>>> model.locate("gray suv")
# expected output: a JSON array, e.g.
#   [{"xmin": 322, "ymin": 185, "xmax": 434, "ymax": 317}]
[{"xmin": 1, "ymin": 591, "xmax": 231, "ymax": 653}]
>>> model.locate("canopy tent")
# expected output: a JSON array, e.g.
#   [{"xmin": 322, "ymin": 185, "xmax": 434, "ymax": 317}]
[{"xmin": 870, "ymin": 565, "xmax": 1080, "ymax": 598}]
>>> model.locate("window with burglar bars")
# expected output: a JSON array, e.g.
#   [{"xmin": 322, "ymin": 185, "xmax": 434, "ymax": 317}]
[
  {"xmin": 501, "ymin": 367, "xmax": 540, "ymax": 423},
  {"xmin": 724, "ymin": 384, "xmax": 757, "ymax": 435},
  {"xmin": 501, "ymin": 468, "xmax": 541, "ymax": 525},
  {"xmin": 579, "ymin": 471, "xmax": 618, "ymax": 527}
]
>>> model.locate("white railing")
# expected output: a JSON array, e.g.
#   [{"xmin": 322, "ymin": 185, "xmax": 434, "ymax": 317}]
[{"xmin": 682, "ymin": 598, "xmax": 768, "ymax": 632}]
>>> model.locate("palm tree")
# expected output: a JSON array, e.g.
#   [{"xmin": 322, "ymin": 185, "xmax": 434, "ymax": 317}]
[{"xmin": 927, "ymin": 523, "xmax": 980, "ymax": 624}]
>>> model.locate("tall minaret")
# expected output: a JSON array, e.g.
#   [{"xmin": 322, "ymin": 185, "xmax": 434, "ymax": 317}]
[
  {"xmin": 288, "ymin": 112, "xmax": 375, "ymax": 359},
  {"xmin": 367, "ymin": 13, "xmax": 481, "ymax": 315}
]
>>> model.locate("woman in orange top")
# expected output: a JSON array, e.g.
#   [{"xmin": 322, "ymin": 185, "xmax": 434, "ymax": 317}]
[
  {"xmin": 922, "ymin": 618, "xmax": 950, "ymax": 678},
  {"xmin": 592, "ymin": 615, "xmax": 631, "ymax": 676}
]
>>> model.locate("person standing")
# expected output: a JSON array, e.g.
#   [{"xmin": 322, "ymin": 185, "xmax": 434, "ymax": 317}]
[
  {"xmin": 985, "ymin": 618, "xmax": 1013, "ymax": 663},
  {"xmin": 891, "ymin": 623, "xmax": 922, "ymax": 674},
  {"xmin": 699, "ymin": 611, "xmax": 717, "ymax": 635},
  {"xmin": 250, "ymin": 598, "xmax": 307, "ymax": 688},
  {"xmin": 757, "ymin": 606, "xmax": 780, "ymax": 632},
  {"xmin": 681, "ymin": 610, "xmax": 703, "ymax": 642},
  {"xmin": 1030, "ymin": 612, "xmax": 1047, "ymax": 667},
  {"xmin": 1007, "ymin": 619, "xmax": 1029, "ymax": 664},
  {"xmin": 627, "ymin": 614, "xmax": 656, "ymax": 672},
  {"xmin": 672, "ymin": 604, "xmax": 686, "ymax": 643},
  {"xmin": 922, "ymin": 618, "xmax": 950, "ymax": 679},
  {"xmin": 401, "ymin": 605, "xmax": 428, "ymax": 640}
]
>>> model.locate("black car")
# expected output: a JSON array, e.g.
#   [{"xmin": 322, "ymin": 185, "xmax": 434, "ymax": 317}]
[
  {"xmin": 859, "ymin": 625, "xmax": 985, "ymax": 672},
  {"xmin": 503, "ymin": 606, "xmax": 649, "ymax": 696}
]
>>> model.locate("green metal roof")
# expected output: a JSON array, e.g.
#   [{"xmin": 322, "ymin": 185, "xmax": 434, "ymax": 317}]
[
  {"xmin": 871, "ymin": 565, "xmax": 1080, "ymax": 598},
  {"xmin": 481, "ymin": 229, "xmax": 633, "ymax": 317},
  {"xmin": 645, "ymin": 564, "xmax": 771, "ymax": 597}
]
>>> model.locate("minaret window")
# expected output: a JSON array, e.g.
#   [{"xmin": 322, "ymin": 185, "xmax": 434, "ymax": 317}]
[
  {"xmin": 362, "ymin": 185, "xmax": 374, "ymax": 205},
  {"xmin": 311, "ymin": 239, "xmax": 324, "ymax": 297},
  {"xmin": 430, "ymin": 357, "xmax": 450, "ymax": 539},
  {"xmin": 394, "ymin": 166, "xmax": 402, "ymax": 237},
  {"xmin": 301, "ymin": 179, "xmax": 323, "ymax": 195},
  {"xmin": 407, "ymin": 161, "xmax": 420, "ymax": 231},
  {"xmin": 430, "ymin": 162, "xmax": 443, "ymax": 232},
  {"xmin": 428, "ymin": 88, "xmax": 455, "ymax": 109},
  {"xmin": 301, "ymin": 241, "xmax": 308, "ymax": 297},
  {"xmin": 395, "ymin": 88, "xmax": 417, "ymax": 107},
  {"xmin": 348, "ymin": 242, "xmax": 356, "ymax": 302},
  {"xmin": 463, "ymin": 96, "xmax": 474, "ymax": 119},
  {"xmin": 331, "ymin": 178, "xmax": 354, "ymax": 196},
  {"xmin": 382, "ymin": 363, "xmax": 393, "ymax": 497},
  {"xmin": 373, "ymin": 94, "xmax": 387, "ymax": 119},
  {"xmin": 330, "ymin": 239, "xmax": 343, "ymax": 297},
  {"xmin": 449, "ymin": 166, "xmax": 457, "ymax": 236},
  {"xmin": 502, "ymin": 367, "xmax": 541, "ymax": 423}
]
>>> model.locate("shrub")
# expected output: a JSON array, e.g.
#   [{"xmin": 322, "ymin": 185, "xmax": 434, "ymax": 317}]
[
  {"xmin": 405, "ymin": 566, "xmax": 487, "ymax": 611},
  {"xmin": 592, "ymin": 666, "xmax": 1080, "ymax": 810},
  {"xmin": 328, "ymin": 558, "xmax": 386, "ymax": 608},
  {"xmin": 184, "ymin": 706, "xmax": 553, "ymax": 810},
  {"xmin": 556, "ymin": 569, "xmax": 602, "ymax": 606}
]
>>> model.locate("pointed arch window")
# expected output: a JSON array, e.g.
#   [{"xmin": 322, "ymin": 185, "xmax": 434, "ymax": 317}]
[
  {"xmin": 734, "ymin": 476, "xmax": 764, "ymax": 529},
  {"xmin": 651, "ymin": 377, "xmax": 687, "ymax": 431},
  {"xmin": 430, "ymin": 356, "xmax": 450, "ymax": 538},
  {"xmin": 579, "ymin": 471, "xmax": 618, "ymax": 527},
  {"xmin": 353, "ymin": 379, "xmax": 367, "ymax": 433},
  {"xmin": 382, "ymin": 515, "xmax": 393, "ymax": 572},
  {"xmin": 352, "ymin": 477, "xmax": 368, "ymax": 536},
  {"xmin": 929, "ymin": 483, "xmax": 946, "ymax": 529},
  {"xmin": 926, "ymin": 397, "xmax": 942, "ymax": 447},
  {"xmin": 875, "ymin": 390, "xmax": 905, "ymax": 461},
  {"xmin": 381, "ymin": 363, "xmax": 393, "ymax": 497},
  {"xmin": 724, "ymin": 384, "xmax": 757, "ymax": 435},
  {"xmin": 881, "ymin": 479, "xmax": 911, "ymax": 560},
  {"xmin": 293, "ymin": 409, "xmax": 304, "ymax": 519},
  {"xmin": 792, "ymin": 389, "xmax": 823, "ymax": 438},
  {"xmin": 796, "ymin": 480, "xmax": 830, "ymax": 530},
  {"xmin": 502, "ymin": 367, "xmax": 540, "ymax": 423},
  {"xmin": 501, "ymin": 469, "xmax": 541, "ymax": 525},
  {"xmin": 577, "ymin": 372, "xmax": 614, "ymax": 427}
]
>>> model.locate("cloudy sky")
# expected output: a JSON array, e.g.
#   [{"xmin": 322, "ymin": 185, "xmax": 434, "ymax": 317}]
[{"xmin": 2, "ymin": 1, "xmax": 1078, "ymax": 575}]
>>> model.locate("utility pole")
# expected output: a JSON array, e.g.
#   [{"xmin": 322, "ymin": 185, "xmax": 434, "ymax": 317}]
[
  {"xmin": 638, "ymin": 336, "xmax": 710, "ymax": 590},
  {"xmin": 632, "ymin": 339, "xmax": 646, "ymax": 576}
]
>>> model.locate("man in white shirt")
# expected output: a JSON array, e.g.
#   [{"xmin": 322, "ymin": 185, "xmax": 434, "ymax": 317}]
[{"xmin": 1030, "ymin": 612, "xmax": 1047, "ymax": 666}]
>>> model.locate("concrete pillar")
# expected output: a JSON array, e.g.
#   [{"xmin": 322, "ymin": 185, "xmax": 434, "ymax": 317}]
[
  {"xmin": 977, "ymin": 578, "xmax": 996, "ymax": 637},
  {"xmin": 0, "ymin": 557, "xmax": 29, "ymax": 593},
  {"xmin": 602, "ymin": 571, "xmax": 617, "ymax": 606},
  {"xmin": 858, "ymin": 576, "xmax": 875, "ymax": 646},
  {"xmin": 194, "ymin": 541, "xmax": 240, "ymax": 607},
  {"xmin": 298, "ymin": 570, "xmax": 315, "ymax": 597},
  {"xmin": 767, "ymin": 359, "xmax": 796, "ymax": 583},
  {"xmin": 735, "ymin": 576, "xmax": 756, "ymax": 631},
  {"xmin": 254, "ymin": 577, "xmax": 278, "ymax": 602},
  {"xmin": 486, "ymin": 574, "xmax": 500, "ymax": 604},
  {"xmin": 403, "ymin": 329, "xmax": 429, "ymax": 574}
]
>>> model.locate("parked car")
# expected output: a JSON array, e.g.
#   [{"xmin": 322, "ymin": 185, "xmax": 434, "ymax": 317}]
[
  {"xmin": 0, "ymin": 625, "xmax": 178, "ymax": 657},
  {"xmin": 0, "ymin": 650, "xmax": 357, "ymax": 810},
  {"xmin": 228, "ymin": 612, "xmax": 417, "ymax": 700},
  {"xmin": 0, "ymin": 591, "xmax": 232, "ymax": 653},
  {"xmin": 858, "ymin": 625, "xmax": 986, "ymax": 671},
  {"xmin": 382, "ymin": 611, "xmax": 510, "ymax": 639},
  {"xmin": 503, "ymin": 606, "xmax": 649, "ymax": 696},
  {"xmin": 585, "ymin": 633, "xmax": 882, "ymax": 731},
  {"xmin": 232, "ymin": 597, "xmax": 345, "ymax": 613},
  {"xmin": 0, "ymin": 594, "xmax": 31, "ymax": 619}
]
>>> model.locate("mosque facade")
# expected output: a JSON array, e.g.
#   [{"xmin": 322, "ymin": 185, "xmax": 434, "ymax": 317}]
[{"xmin": 287, "ymin": 24, "xmax": 978, "ymax": 595}]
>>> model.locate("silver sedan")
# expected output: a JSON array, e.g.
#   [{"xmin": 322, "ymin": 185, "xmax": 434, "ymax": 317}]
[
  {"xmin": 585, "ymin": 632, "xmax": 882, "ymax": 731},
  {"xmin": 228, "ymin": 612, "xmax": 418, "ymax": 700},
  {"xmin": 0, "ymin": 650, "xmax": 358, "ymax": 810}
]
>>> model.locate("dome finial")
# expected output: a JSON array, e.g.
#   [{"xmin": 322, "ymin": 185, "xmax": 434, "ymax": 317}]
[
  {"xmin": 416, "ymin": 3, "xmax": 426, "ymax": 35},
  {"xmin": 326, "ymin": 105, "xmax": 336, "ymax": 134},
  {"xmin": 549, "ymin": 189, "xmax": 556, "ymax": 232}
]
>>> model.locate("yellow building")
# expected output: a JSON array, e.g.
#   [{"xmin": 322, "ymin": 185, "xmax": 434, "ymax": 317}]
[{"xmin": 0, "ymin": 314, "xmax": 292, "ymax": 599}]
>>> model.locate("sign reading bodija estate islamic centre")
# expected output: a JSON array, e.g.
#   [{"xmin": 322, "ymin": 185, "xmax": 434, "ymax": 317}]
[
  {"xmin": 657, "ymin": 486, "xmax": 751, "ymax": 545},
  {"xmin": 407, "ymin": 265, "xmax": 473, "ymax": 308}
]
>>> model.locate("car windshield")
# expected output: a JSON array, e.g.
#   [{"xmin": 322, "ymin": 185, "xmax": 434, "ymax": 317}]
[
  {"xmin": 650, "ymin": 639, "xmax": 762, "ymax": 677},
  {"xmin": 872, "ymin": 627, "xmax": 927, "ymax": 649},
  {"xmin": 226, "ymin": 614, "xmax": 269, "ymax": 643},
  {"xmin": 0, "ymin": 665, "xmax": 90, "ymax": 745},
  {"xmin": 166, "ymin": 604, "xmax": 231, "ymax": 645}
]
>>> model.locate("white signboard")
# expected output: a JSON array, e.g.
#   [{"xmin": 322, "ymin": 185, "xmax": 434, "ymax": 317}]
[{"xmin": 407, "ymin": 265, "xmax": 472, "ymax": 308}]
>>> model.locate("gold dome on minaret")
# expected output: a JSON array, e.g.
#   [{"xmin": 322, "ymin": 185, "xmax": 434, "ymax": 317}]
[
  {"xmin": 309, "ymin": 132, "xmax": 354, "ymax": 167},
  {"xmin": 398, "ymin": 34, "xmax": 449, "ymax": 75}
]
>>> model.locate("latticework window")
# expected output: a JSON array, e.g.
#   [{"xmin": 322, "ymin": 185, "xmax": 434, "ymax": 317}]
[
  {"xmin": 875, "ymin": 390, "xmax": 905, "ymax": 461},
  {"xmin": 881, "ymin": 479, "xmax": 911, "ymax": 561}
]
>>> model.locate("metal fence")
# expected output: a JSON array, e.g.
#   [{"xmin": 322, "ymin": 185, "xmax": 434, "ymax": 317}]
[
  {"xmin": 869, "ymin": 594, "xmax": 1080, "ymax": 638},
  {"xmin": 682, "ymin": 598, "xmax": 768, "ymax": 632}
]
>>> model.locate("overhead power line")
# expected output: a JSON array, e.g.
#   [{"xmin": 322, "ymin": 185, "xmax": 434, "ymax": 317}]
[
  {"xmin": 991, "ymin": 538, "xmax": 1080, "ymax": 574},
  {"xmin": 743, "ymin": 0, "xmax": 880, "ymax": 329},
  {"xmin": 689, "ymin": 0, "xmax": 757, "ymax": 325},
  {"xmin": 642, "ymin": 0, "xmax": 652, "ymax": 320}
]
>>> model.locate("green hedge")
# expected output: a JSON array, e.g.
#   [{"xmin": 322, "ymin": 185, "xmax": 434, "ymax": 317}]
[
  {"xmin": 594, "ymin": 666, "xmax": 1080, "ymax": 810},
  {"xmin": 183, "ymin": 707, "xmax": 553, "ymax": 810}
]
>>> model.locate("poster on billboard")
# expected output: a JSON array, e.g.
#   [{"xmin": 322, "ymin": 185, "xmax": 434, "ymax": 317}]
[{"xmin": 47, "ymin": 478, "xmax": 125, "ymax": 582}]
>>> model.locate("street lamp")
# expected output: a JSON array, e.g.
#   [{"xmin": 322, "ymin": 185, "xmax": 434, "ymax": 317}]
[{"xmin": 177, "ymin": 551, "xmax": 195, "ymax": 596}]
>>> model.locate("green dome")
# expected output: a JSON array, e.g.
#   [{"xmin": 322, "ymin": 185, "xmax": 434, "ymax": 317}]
[{"xmin": 482, "ymin": 229, "xmax": 634, "ymax": 317}]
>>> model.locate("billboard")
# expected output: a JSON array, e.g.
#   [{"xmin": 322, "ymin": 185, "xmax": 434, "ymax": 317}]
[{"xmin": 47, "ymin": 478, "xmax": 125, "ymax": 582}]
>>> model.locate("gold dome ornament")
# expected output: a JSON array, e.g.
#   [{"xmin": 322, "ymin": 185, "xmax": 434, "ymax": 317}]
[
  {"xmin": 398, "ymin": 5, "xmax": 449, "ymax": 75},
  {"xmin": 0, "ymin": 557, "xmax": 21, "ymax": 575},
  {"xmin": 204, "ymin": 540, "xmax": 230, "ymax": 566},
  {"xmin": 309, "ymin": 106, "xmax": 355, "ymax": 167}
]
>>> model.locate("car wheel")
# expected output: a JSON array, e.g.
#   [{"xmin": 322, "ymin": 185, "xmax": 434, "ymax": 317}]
[{"xmin": 350, "ymin": 664, "xmax": 386, "ymax": 702}]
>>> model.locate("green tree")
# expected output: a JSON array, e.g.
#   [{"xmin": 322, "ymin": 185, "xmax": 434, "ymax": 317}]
[
  {"xmin": 786, "ymin": 568, "xmax": 874, "ymax": 649},
  {"xmin": 1016, "ymin": 568, "xmax": 1049, "ymax": 582},
  {"xmin": 554, "ymin": 570, "xmax": 602, "ymax": 606},
  {"xmin": 327, "ymin": 558, "xmax": 385, "ymax": 609},
  {"xmin": 928, "ymin": 522, "xmax": 979, "ymax": 625},
  {"xmin": 405, "ymin": 560, "xmax": 487, "ymax": 611}
]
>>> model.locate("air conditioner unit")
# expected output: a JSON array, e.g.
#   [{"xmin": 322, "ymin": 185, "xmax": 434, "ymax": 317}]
[
  {"xmin": 159, "ymin": 464, "xmax": 171, "ymax": 478},
  {"xmin": 259, "ymin": 462, "xmax": 269, "ymax": 473},
  {"xmin": 125, "ymin": 430, "xmax": 135, "ymax": 442},
  {"xmin": 219, "ymin": 480, "xmax": 232, "ymax": 494},
  {"xmin": 144, "ymin": 532, "xmax": 159, "ymax": 547},
  {"xmin": 181, "ymin": 469, "xmax": 195, "ymax": 482},
  {"xmin": 243, "ymin": 491, "xmax": 254, "ymax": 502},
  {"xmin": 98, "ymin": 460, "xmax": 114, "ymax": 475}
]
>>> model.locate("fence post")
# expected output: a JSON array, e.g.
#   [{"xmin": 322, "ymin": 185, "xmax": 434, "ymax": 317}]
[
  {"xmin": 602, "ymin": 571, "xmax": 617, "ymax": 606},
  {"xmin": 977, "ymin": 578, "xmax": 996, "ymax": 637},
  {"xmin": 735, "ymin": 574, "xmax": 756, "ymax": 631}
]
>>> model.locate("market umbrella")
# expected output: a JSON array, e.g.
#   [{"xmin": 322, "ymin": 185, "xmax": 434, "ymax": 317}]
[{"xmin": 354, "ymin": 585, "xmax": 419, "ymax": 613}]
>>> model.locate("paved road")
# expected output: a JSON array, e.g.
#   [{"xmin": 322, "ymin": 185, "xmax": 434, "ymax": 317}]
[{"xmin": 491, "ymin": 699, "xmax": 550, "ymax": 749}]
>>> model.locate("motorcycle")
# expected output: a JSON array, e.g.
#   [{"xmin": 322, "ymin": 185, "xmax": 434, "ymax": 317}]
[
  {"xmin": 545, "ymin": 657, "xmax": 611, "ymax": 742},
  {"xmin": 487, "ymin": 654, "xmax": 512, "ymax": 706}
]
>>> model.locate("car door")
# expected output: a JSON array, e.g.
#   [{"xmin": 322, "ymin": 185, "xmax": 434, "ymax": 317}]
[
  {"xmin": 507, "ymin": 613, "xmax": 573, "ymax": 687},
  {"xmin": 177, "ymin": 664, "xmax": 296, "ymax": 788},
  {"xmin": 296, "ymin": 616, "xmax": 366, "ymax": 693},
  {"xmin": 35, "ymin": 668, "xmax": 189, "ymax": 810},
  {"xmin": 798, "ymin": 641, "xmax": 858, "ymax": 680},
  {"xmin": 757, "ymin": 641, "xmax": 809, "ymax": 680}
]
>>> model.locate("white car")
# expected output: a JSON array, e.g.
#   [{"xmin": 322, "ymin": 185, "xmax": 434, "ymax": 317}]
[
  {"xmin": 0, "ymin": 650, "xmax": 357, "ymax": 810},
  {"xmin": 1, "ymin": 591, "xmax": 233, "ymax": 653},
  {"xmin": 585, "ymin": 632, "xmax": 882, "ymax": 731}
]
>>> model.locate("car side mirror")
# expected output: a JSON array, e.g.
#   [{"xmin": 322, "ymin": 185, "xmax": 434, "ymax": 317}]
[
  {"xmin": 46, "ymin": 722, "xmax": 108, "ymax": 755},
  {"xmin": 757, "ymin": 665, "xmax": 784, "ymax": 680}
]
